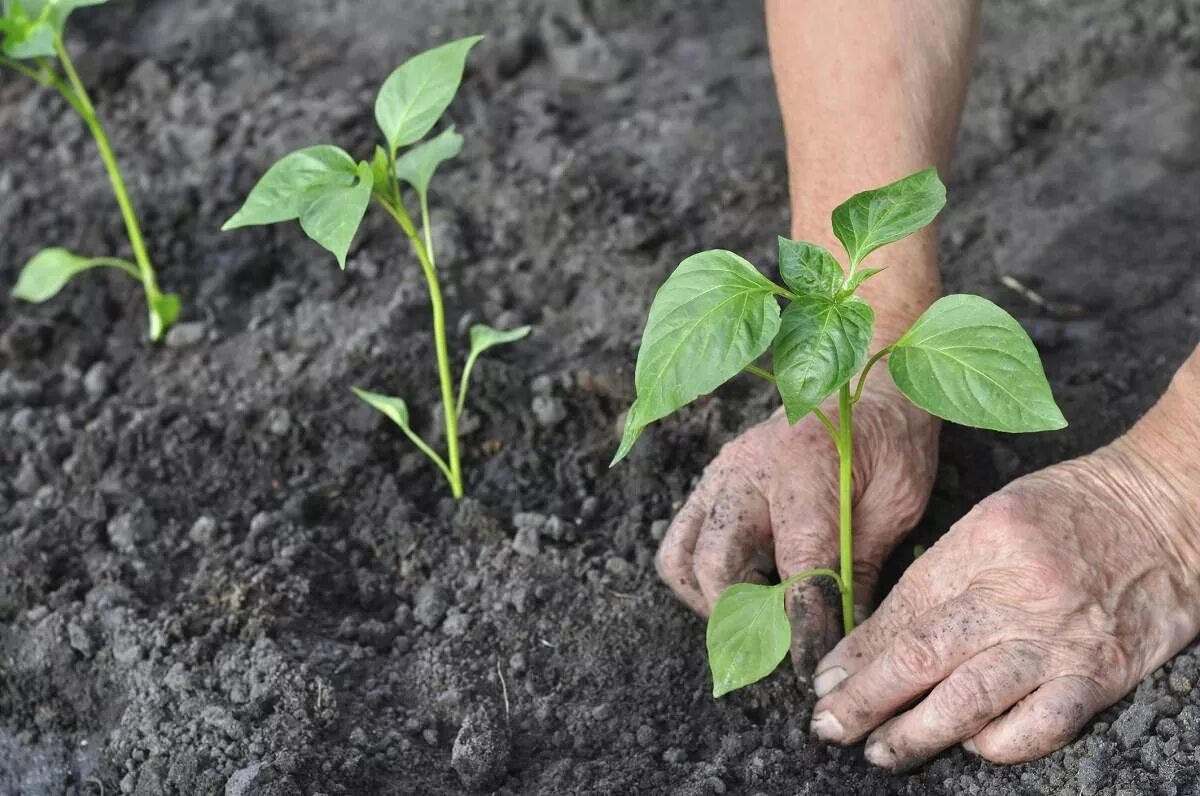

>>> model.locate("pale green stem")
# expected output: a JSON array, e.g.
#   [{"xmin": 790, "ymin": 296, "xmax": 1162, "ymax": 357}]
[
  {"xmin": 811, "ymin": 406, "xmax": 838, "ymax": 441},
  {"xmin": 377, "ymin": 198, "xmax": 464, "ymax": 498},
  {"xmin": 420, "ymin": 194, "xmax": 435, "ymax": 270},
  {"xmin": 0, "ymin": 54, "xmax": 51, "ymax": 85},
  {"xmin": 53, "ymin": 35, "xmax": 165, "ymax": 339},
  {"xmin": 455, "ymin": 352, "xmax": 480, "ymax": 420},
  {"xmin": 837, "ymin": 384, "xmax": 855, "ymax": 634},
  {"xmin": 743, "ymin": 363, "xmax": 775, "ymax": 383},
  {"xmin": 780, "ymin": 567, "xmax": 844, "ymax": 592},
  {"xmin": 851, "ymin": 347, "xmax": 892, "ymax": 404},
  {"xmin": 89, "ymin": 256, "xmax": 142, "ymax": 279}
]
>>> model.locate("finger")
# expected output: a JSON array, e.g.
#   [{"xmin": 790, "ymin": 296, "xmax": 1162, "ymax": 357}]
[
  {"xmin": 772, "ymin": 501, "xmax": 841, "ymax": 679},
  {"xmin": 656, "ymin": 490, "xmax": 711, "ymax": 615},
  {"xmin": 811, "ymin": 590, "xmax": 1001, "ymax": 744},
  {"xmin": 813, "ymin": 542, "xmax": 957, "ymax": 694},
  {"xmin": 965, "ymin": 674, "xmax": 1111, "ymax": 764},
  {"xmin": 691, "ymin": 482, "xmax": 774, "ymax": 610},
  {"xmin": 862, "ymin": 643, "xmax": 1046, "ymax": 771}
]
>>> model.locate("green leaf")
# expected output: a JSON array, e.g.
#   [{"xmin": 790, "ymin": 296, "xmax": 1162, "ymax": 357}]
[
  {"xmin": 394, "ymin": 126, "xmax": 463, "ymax": 203},
  {"xmin": 2, "ymin": 0, "xmax": 105, "ymax": 58},
  {"xmin": 352, "ymin": 387, "xmax": 411, "ymax": 429},
  {"xmin": 832, "ymin": 167, "xmax": 946, "ymax": 267},
  {"xmin": 774, "ymin": 294, "xmax": 873, "ymax": 423},
  {"xmin": 370, "ymin": 145, "xmax": 391, "ymax": 198},
  {"xmin": 456, "ymin": 323, "xmax": 532, "ymax": 417},
  {"xmin": 222, "ymin": 146, "xmax": 372, "ymax": 269},
  {"xmin": 374, "ymin": 36, "xmax": 483, "ymax": 156},
  {"xmin": 11, "ymin": 247, "xmax": 133, "ymax": 302},
  {"xmin": 888, "ymin": 294, "xmax": 1067, "ymax": 432},
  {"xmin": 707, "ymin": 582, "xmax": 792, "ymax": 698},
  {"xmin": 611, "ymin": 250, "xmax": 783, "ymax": 466},
  {"xmin": 222, "ymin": 145, "xmax": 358, "ymax": 229},
  {"xmin": 840, "ymin": 267, "xmax": 885, "ymax": 296},
  {"xmin": 298, "ymin": 160, "xmax": 374, "ymax": 269},
  {"xmin": 148, "ymin": 292, "xmax": 180, "ymax": 342},
  {"xmin": 778, "ymin": 237, "xmax": 842, "ymax": 297}
]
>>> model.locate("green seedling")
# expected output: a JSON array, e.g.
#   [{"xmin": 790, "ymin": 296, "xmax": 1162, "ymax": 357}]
[
  {"xmin": 2, "ymin": 0, "xmax": 178, "ymax": 341},
  {"xmin": 611, "ymin": 168, "xmax": 1066, "ymax": 697},
  {"xmin": 222, "ymin": 37, "xmax": 529, "ymax": 498}
]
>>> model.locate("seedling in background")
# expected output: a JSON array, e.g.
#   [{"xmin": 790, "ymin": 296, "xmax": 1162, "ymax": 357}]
[
  {"xmin": 222, "ymin": 37, "xmax": 529, "ymax": 498},
  {"xmin": 2, "ymin": 0, "xmax": 179, "ymax": 341},
  {"xmin": 611, "ymin": 168, "xmax": 1066, "ymax": 697}
]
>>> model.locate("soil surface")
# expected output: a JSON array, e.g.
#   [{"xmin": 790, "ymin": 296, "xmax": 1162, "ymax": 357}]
[{"xmin": 2, "ymin": 1, "xmax": 1200, "ymax": 794}]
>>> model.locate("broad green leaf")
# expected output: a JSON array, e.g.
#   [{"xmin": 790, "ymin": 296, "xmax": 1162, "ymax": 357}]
[
  {"xmin": 374, "ymin": 36, "xmax": 483, "ymax": 155},
  {"xmin": 394, "ymin": 126, "xmax": 463, "ymax": 203},
  {"xmin": 840, "ymin": 267, "xmax": 885, "ymax": 296},
  {"xmin": 707, "ymin": 582, "xmax": 791, "ymax": 698},
  {"xmin": 832, "ymin": 168, "xmax": 946, "ymax": 267},
  {"xmin": 148, "ymin": 292, "xmax": 180, "ymax": 342},
  {"xmin": 774, "ymin": 294, "xmax": 873, "ymax": 423},
  {"xmin": 1, "ymin": 0, "xmax": 105, "ymax": 58},
  {"xmin": 11, "ymin": 247, "xmax": 134, "ymax": 302},
  {"xmin": 888, "ymin": 294, "xmax": 1067, "ymax": 432},
  {"xmin": 611, "ymin": 250, "xmax": 783, "ymax": 465},
  {"xmin": 456, "ymin": 323, "xmax": 532, "ymax": 417},
  {"xmin": 778, "ymin": 237, "xmax": 842, "ymax": 297},
  {"xmin": 222, "ymin": 145, "xmax": 358, "ymax": 229},
  {"xmin": 297, "ymin": 160, "xmax": 373, "ymax": 269}
]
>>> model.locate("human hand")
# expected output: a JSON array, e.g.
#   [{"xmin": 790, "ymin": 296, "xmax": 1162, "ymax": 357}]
[
  {"xmin": 656, "ymin": 376, "xmax": 939, "ymax": 674},
  {"xmin": 809, "ymin": 436, "xmax": 1200, "ymax": 769}
]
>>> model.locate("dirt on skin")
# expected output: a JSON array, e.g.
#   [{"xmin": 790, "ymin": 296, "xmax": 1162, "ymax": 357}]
[{"xmin": 1, "ymin": 1, "xmax": 1199, "ymax": 794}]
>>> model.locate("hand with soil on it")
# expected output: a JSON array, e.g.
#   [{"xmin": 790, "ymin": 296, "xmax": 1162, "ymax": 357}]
[
  {"xmin": 809, "ymin": 352, "xmax": 1200, "ymax": 770},
  {"xmin": 656, "ymin": 372, "xmax": 939, "ymax": 675}
]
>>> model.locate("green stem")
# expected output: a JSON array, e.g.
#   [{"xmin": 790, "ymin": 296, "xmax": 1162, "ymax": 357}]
[
  {"xmin": 88, "ymin": 256, "xmax": 142, "ymax": 279},
  {"xmin": 837, "ymin": 384, "xmax": 855, "ymax": 634},
  {"xmin": 0, "ymin": 55, "xmax": 52, "ymax": 86},
  {"xmin": 780, "ymin": 567, "xmax": 844, "ymax": 592},
  {"xmin": 851, "ymin": 347, "xmax": 891, "ymax": 404},
  {"xmin": 377, "ymin": 198, "xmax": 463, "ymax": 498},
  {"xmin": 743, "ymin": 363, "xmax": 775, "ymax": 383},
  {"xmin": 811, "ymin": 406, "xmax": 838, "ymax": 442},
  {"xmin": 53, "ymin": 36, "xmax": 165, "ymax": 339},
  {"xmin": 420, "ymin": 194, "xmax": 435, "ymax": 270}
]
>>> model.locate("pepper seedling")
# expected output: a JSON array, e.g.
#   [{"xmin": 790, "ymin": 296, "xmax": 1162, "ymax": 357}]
[
  {"xmin": 2, "ymin": 0, "xmax": 178, "ymax": 341},
  {"xmin": 222, "ymin": 37, "xmax": 529, "ymax": 498},
  {"xmin": 611, "ymin": 168, "xmax": 1066, "ymax": 697}
]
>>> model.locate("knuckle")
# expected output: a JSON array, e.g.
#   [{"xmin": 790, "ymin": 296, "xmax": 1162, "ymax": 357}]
[
  {"xmin": 937, "ymin": 669, "xmax": 995, "ymax": 724},
  {"xmin": 889, "ymin": 631, "xmax": 943, "ymax": 681},
  {"xmin": 655, "ymin": 541, "xmax": 689, "ymax": 581}
]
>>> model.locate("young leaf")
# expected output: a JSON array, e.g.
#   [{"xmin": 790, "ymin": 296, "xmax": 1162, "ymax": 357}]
[
  {"xmin": 370, "ymin": 145, "xmax": 391, "ymax": 198},
  {"xmin": 778, "ymin": 237, "xmax": 842, "ymax": 297},
  {"xmin": 148, "ymin": 292, "xmax": 180, "ymax": 342},
  {"xmin": 832, "ymin": 168, "xmax": 946, "ymax": 267},
  {"xmin": 840, "ymin": 267, "xmax": 885, "ymax": 296},
  {"xmin": 456, "ymin": 323, "xmax": 532, "ymax": 417},
  {"xmin": 394, "ymin": 126, "xmax": 463, "ymax": 203},
  {"xmin": 11, "ymin": 247, "xmax": 136, "ymax": 302},
  {"xmin": 222, "ymin": 145, "xmax": 358, "ymax": 229},
  {"xmin": 374, "ymin": 36, "xmax": 483, "ymax": 156},
  {"xmin": 1, "ymin": 0, "xmax": 106, "ymax": 58},
  {"xmin": 297, "ymin": 160, "xmax": 374, "ymax": 269},
  {"xmin": 707, "ymin": 582, "xmax": 792, "ymax": 698},
  {"xmin": 888, "ymin": 294, "xmax": 1067, "ymax": 432},
  {"xmin": 351, "ymin": 387, "xmax": 453, "ymax": 483},
  {"xmin": 611, "ymin": 250, "xmax": 784, "ymax": 465},
  {"xmin": 773, "ymin": 294, "xmax": 873, "ymax": 423}
]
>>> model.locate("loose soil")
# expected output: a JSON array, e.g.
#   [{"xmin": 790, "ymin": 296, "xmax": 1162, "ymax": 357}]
[{"xmin": 2, "ymin": 1, "xmax": 1199, "ymax": 794}]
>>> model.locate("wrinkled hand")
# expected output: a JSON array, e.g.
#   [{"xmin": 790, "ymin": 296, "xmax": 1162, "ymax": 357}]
[
  {"xmin": 810, "ymin": 438, "xmax": 1200, "ymax": 769},
  {"xmin": 657, "ymin": 378, "xmax": 939, "ymax": 673}
]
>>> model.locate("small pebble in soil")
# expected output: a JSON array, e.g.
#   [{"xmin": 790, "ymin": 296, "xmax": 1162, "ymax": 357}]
[
  {"xmin": 83, "ymin": 361, "xmax": 111, "ymax": 398},
  {"xmin": 531, "ymin": 395, "xmax": 567, "ymax": 428},
  {"xmin": 413, "ymin": 582, "xmax": 451, "ymax": 628},
  {"xmin": 165, "ymin": 321, "xmax": 207, "ymax": 348},
  {"xmin": 189, "ymin": 516, "xmax": 217, "ymax": 545},
  {"xmin": 1112, "ymin": 702, "xmax": 1157, "ymax": 748},
  {"xmin": 451, "ymin": 707, "xmax": 510, "ymax": 791},
  {"xmin": 266, "ymin": 407, "xmax": 292, "ymax": 436},
  {"xmin": 650, "ymin": 519, "xmax": 669, "ymax": 542}
]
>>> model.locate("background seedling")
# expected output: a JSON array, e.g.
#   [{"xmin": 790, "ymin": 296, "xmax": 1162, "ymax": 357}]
[
  {"xmin": 223, "ymin": 37, "xmax": 529, "ymax": 498},
  {"xmin": 2, "ymin": 0, "xmax": 178, "ymax": 341},
  {"xmin": 612, "ymin": 168, "xmax": 1066, "ymax": 697}
]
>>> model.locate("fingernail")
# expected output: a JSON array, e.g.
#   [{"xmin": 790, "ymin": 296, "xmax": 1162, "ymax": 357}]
[
  {"xmin": 810, "ymin": 710, "xmax": 844, "ymax": 742},
  {"xmin": 963, "ymin": 738, "xmax": 979, "ymax": 755},
  {"xmin": 813, "ymin": 666, "xmax": 847, "ymax": 697},
  {"xmin": 865, "ymin": 740, "xmax": 897, "ymax": 769}
]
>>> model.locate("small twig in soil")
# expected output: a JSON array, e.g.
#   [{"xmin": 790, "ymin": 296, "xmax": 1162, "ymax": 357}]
[{"xmin": 496, "ymin": 658, "xmax": 511, "ymax": 727}]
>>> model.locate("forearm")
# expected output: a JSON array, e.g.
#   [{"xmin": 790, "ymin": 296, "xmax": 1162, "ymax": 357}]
[{"xmin": 766, "ymin": 0, "xmax": 980, "ymax": 345}]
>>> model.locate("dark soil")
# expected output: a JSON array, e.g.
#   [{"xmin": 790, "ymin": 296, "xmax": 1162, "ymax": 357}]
[{"xmin": 2, "ymin": 1, "xmax": 1199, "ymax": 794}]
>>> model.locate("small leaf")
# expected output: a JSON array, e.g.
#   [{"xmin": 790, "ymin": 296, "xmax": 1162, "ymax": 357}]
[
  {"xmin": 351, "ymin": 387, "xmax": 410, "ymax": 430},
  {"xmin": 774, "ymin": 294, "xmax": 873, "ymax": 423},
  {"xmin": 778, "ymin": 237, "xmax": 842, "ymax": 297},
  {"xmin": 221, "ymin": 145, "xmax": 358, "ymax": 230},
  {"xmin": 374, "ymin": 36, "xmax": 483, "ymax": 155},
  {"xmin": 888, "ymin": 294, "xmax": 1067, "ymax": 432},
  {"xmin": 841, "ymin": 267, "xmax": 885, "ymax": 296},
  {"xmin": 832, "ymin": 168, "xmax": 946, "ymax": 267},
  {"xmin": 2, "ymin": 0, "xmax": 106, "ymax": 58},
  {"xmin": 707, "ymin": 582, "xmax": 792, "ymax": 698},
  {"xmin": 369, "ymin": 145, "xmax": 391, "ymax": 198},
  {"xmin": 611, "ymin": 250, "xmax": 783, "ymax": 466},
  {"xmin": 148, "ymin": 292, "xmax": 180, "ymax": 342},
  {"xmin": 394, "ymin": 126, "xmax": 463, "ymax": 203},
  {"xmin": 457, "ymin": 323, "xmax": 531, "ymax": 417},
  {"xmin": 12, "ymin": 247, "xmax": 124, "ymax": 302},
  {"xmin": 297, "ymin": 160, "xmax": 374, "ymax": 269}
]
